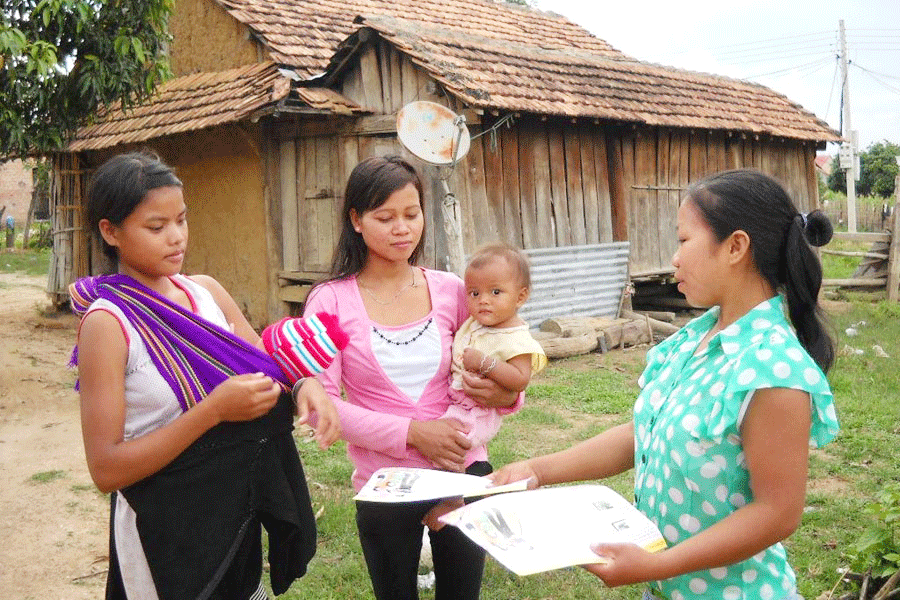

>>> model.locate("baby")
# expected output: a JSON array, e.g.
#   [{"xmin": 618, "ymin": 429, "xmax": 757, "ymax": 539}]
[
  {"xmin": 443, "ymin": 243, "xmax": 547, "ymax": 448},
  {"xmin": 260, "ymin": 312, "xmax": 348, "ymax": 392}
]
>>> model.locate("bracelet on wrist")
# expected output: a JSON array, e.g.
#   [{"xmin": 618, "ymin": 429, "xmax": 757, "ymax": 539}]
[
  {"xmin": 291, "ymin": 377, "xmax": 308, "ymax": 410},
  {"xmin": 478, "ymin": 355, "xmax": 498, "ymax": 377}
]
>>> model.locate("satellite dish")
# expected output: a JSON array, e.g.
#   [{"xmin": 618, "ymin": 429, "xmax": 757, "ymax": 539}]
[
  {"xmin": 395, "ymin": 101, "xmax": 470, "ymax": 275},
  {"xmin": 396, "ymin": 101, "xmax": 470, "ymax": 167}
]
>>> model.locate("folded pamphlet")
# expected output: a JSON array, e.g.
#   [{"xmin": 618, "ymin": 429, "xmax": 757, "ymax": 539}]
[
  {"xmin": 355, "ymin": 468, "xmax": 666, "ymax": 576},
  {"xmin": 439, "ymin": 484, "xmax": 667, "ymax": 575}
]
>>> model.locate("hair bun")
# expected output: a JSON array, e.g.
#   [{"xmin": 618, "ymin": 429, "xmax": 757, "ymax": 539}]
[{"xmin": 802, "ymin": 210, "xmax": 833, "ymax": 247}]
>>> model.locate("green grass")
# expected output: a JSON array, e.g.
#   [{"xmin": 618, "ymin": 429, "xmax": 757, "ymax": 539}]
[
  {"xmin": 5, "ymin": 232, "xmax": 894, "ymax": 598},
  {"xmin": 282, "ymin": 299, "xmax": 900, "ymax": 600},
  {"xmin": 0, "ymin": 247, "xmax": 50, "ymax": 275},
  {"xmin": 820, "ymin": 237, "xmax": 874, "ymax": 280},
  {"xmin": 29, "ymin": 470, "xmax": 66, "ymax": 484}
]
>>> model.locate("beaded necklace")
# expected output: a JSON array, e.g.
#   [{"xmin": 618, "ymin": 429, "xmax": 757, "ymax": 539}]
[{"xmin": 371, "ymin": 318, "xmax": 433, "ymax": 346}]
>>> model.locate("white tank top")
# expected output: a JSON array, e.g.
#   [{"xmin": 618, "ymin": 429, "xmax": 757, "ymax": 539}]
[
  {"xmin": 85, "ymin": 274, "xmax": 229, "ymax": 440},
  {"xmin": 84, "ymin": 274, "xmax": 231, "ymax": 600}
]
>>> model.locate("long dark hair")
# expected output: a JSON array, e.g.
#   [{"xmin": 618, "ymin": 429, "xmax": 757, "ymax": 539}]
[
  {"xmin": 686, "ymin": 169, "xmax": 835, "ymax": 372},
  {"xmin": 318, "ymin": 155, "xmax": 425, "ymax": 286},
  {"xmin": 85, "ymin": 151, "xmax": 182, "ymax": 263}
]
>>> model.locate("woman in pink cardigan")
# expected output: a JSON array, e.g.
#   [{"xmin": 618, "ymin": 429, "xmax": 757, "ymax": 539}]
[{"xmin": 300, "ymin": 155, "xmax": 519, "ymax": 600}]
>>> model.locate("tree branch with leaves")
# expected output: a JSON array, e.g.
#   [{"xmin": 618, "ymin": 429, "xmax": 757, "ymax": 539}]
[{"xmin": 1, "ymin": 0, "xmax": 174, "ymax": 158}]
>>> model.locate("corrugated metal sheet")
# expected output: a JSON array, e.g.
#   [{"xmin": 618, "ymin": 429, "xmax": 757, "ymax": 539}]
[{"xmin": 520, "ymin": 242, "xmax": 631, "ymax": 328}]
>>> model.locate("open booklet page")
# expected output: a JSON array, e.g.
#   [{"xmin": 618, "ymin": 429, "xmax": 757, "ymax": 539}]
[
  {"xmin": 438, "ymin": 484, "xmax": 667, "ymax": 576},
  {"xmin": 353, "ymin": 467, "xmax": 530, "ymax": 503}
]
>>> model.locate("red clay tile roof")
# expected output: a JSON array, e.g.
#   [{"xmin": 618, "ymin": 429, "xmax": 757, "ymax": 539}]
[
  {"xmin": 67, "ymin": 62, "xmax": 290, "ymax": 151},
  {"xmin": 352, "ymin": 15, "xmax": 839, "ymax": 142},
  {"xmin": 293, "ymin": 87, "xmax": 365, "ymax": 115},
  {"xmin": 214, "ymin": 0, "xmax": 626, "ymax": 75},
  {"xmin": 69, "ymin": 1, "xmax": 838, "ymax": 150}
]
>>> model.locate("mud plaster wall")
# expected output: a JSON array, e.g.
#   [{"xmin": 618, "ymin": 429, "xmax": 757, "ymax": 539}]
[
  {"xmin": 168, "ymin": 0, "xmax": 261, "ymax": 76},
  {"xmin": 153, "ymin": 126, "xmax": 271, "ymax": 328}
]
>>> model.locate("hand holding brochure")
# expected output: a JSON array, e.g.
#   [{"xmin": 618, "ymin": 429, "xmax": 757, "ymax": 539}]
[
  {"xmin": 439, "ymin": 484, "xmax": 667, "ymax": 576},
  {"xmin": 353, "ymin": 467, "xmax": 530, "ymax": 503},
  {"xmin": 355, "ymin": 468, "xmax": 666, "ymax": 576}
]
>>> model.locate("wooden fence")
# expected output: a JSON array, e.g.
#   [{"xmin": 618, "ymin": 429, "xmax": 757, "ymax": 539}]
[
  {"xmin": 822, "ymin": 196, "xmax": 894, "ymax": 233},
  {"xmin": 822, "ymin": 178, "xmax": 900, "ymax": 301}
]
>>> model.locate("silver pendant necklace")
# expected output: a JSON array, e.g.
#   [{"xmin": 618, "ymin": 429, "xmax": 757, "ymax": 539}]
[{"xmin": 360, "ymin": 266, "xmax": 418, "ymax": 306}]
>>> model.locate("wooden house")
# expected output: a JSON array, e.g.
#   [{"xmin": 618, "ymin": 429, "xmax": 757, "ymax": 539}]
[{"xmin": 49, "ymin": 0, "xmax": 840, "ymax": 327}]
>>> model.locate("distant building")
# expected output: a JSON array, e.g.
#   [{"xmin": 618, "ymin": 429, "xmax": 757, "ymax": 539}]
[
  {"xmin": 0, "ymin": 160, "xmax": 33, "ymax": 226},
  {"xmin": 815, "ymin": 154, "xmax": 834, "ymax": 179}
]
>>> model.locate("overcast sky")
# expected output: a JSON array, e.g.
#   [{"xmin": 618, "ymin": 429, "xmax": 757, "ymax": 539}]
[{"xmin": 531, "ymin": 0, "xmax": 899, "ymax": 153}]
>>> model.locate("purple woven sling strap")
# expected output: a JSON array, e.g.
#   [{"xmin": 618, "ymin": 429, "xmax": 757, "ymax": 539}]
[{"xmin": 69, "ymin": 274, "xmax": 287, "ymax": 412}]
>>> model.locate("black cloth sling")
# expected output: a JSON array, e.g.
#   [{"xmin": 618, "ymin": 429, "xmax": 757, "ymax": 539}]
[{"xmin": 106, "ymin": 391, "xmax": 316, "ymax": 600}]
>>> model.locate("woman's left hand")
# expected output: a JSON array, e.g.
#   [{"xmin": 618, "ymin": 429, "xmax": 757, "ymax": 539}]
[
  {"xmin": 582, "ymin": 542, "xmax": 659, "ymax": 587},
  {"xmin": 422, "ymin": 498, "xmax": 464, "ymax": 531},
  {"xmin": 294, "ymin": 378, "xmax": 341, "ymax": 449},
  {"xmin": 461, "ymin": 371, "xmax": 517, "ymax": 408}
]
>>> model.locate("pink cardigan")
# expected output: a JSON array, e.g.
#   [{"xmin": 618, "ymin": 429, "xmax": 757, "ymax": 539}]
[{"xmin": 304, "ymin": 268, "xmax": 521, "ymax": 491}]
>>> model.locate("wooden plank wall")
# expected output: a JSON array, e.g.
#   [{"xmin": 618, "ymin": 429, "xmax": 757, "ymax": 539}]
[
  {"xmin": 287, "ymin": 39, "xmax": 822, "ymax": 281},
  {"xmin": 610, "ymin": 128, "xmax": 821, "ymax": 275},
  {"xmin": 459, "ymin": 115, "xmax": 617, "ymax": 255},
  {"xmin": 335, "ymin": 42, "xmax": 622, "ymax": 267},
  {"xmin": 47, "ymin": 153, "xmax": 93, "ymax": 302}
]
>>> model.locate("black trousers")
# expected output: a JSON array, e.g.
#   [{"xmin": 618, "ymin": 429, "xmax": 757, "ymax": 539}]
[{"xmin": 355, "ymin": 461, "xmax": 492, "ymax": 600}]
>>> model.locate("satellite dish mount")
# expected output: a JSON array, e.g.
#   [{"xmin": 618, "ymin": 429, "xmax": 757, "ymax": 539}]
[{"xmin": 396, "ymin": 101, "xmax": 471, "ymax": 275}]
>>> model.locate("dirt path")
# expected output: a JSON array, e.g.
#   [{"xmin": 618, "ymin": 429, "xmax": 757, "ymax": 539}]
[{"xmin": 0, "ymin": 272, "xmax": 107, "ymax": 599}]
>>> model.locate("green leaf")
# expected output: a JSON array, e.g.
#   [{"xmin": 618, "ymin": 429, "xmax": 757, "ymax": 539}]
[
  {"xmin": 852, "ymin": 527, "xmax": 890, "ymax": 555},
  {"xmin": 132, "ymin": 37, "xmax": 145, "ymax": 63}
]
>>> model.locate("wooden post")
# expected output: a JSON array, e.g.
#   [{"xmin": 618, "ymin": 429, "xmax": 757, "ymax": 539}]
[
  {"xmin": 887, "ymin": 173, "xmax": 900, "ymax": 302},
  {"xmin": 438, "ymin": 178, "xmax": 465, "ymax": 276}
]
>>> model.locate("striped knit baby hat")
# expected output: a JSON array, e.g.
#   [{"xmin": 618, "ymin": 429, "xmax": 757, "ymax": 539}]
[{"xmin": 261, "ymin": 312, "xmax": 349, "ymax": 383}]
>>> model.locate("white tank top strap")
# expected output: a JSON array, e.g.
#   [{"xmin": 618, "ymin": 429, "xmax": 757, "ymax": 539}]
[{"xmin": 169, "ymin": 274, "xmax": 229, "ymax": 329}]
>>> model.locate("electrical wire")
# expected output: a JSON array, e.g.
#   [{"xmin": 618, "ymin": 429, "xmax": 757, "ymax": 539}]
[
  {"xmin": 850, "ymin": 62, "xmax": 900, "ymax": 81},
  {"xmin": 713, "ymin": 38, "xmax": 837, "ymax": 60},
  {"xmin": 730, "ymin": 49, "xmax": 837, "ymax": 66},
  {"xmin": 823, "ymin": 57, "xmax": 840, "ymax": 123},
  {"xmin": 745, "ymin": 55, "xmax": 834, "ymax": 79},
  {"xmin": 851, "ymin": 63, "xmax": 900, "ymax": 95},
  {"xmin": 664, "ymin": 31, "xmax": 835, "ymax": 61},
  {"xmin": 703, "ymin": 30, "xmax": 836, "ymax": 52}
]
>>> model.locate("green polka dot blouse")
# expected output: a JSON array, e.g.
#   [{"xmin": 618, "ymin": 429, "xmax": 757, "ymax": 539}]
[{"xmin": 634, "ymin": 296, "xmax": 839, "ymax": 600}]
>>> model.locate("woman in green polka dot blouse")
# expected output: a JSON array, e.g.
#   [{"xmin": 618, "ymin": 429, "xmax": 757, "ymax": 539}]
[{"xmin": 491, "ymin": 169, "xmax": 839, "ymax": 600}]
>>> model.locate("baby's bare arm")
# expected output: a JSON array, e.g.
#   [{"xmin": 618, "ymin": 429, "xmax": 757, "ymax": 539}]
[{"xmin": 462, "ymin": 347, "xmax": 533, "ymax": 392}]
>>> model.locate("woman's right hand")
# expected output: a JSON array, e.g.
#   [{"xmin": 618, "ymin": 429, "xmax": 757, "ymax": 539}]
[
  {"xmin": 206, "ymin": 373, "xmax": 280, "ymax": 423},
  {"xmin": 407, "ymin": 418, "xmax": 471, "ymax": 472},
  {"xmin": 488, "ymin": 460, "xmax": 540, "ymax": 488}
]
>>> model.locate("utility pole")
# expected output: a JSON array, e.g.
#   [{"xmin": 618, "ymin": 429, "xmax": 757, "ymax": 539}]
[{"xmin": 839, "ymin": 19, "xmax": 859, "ymax": 232}]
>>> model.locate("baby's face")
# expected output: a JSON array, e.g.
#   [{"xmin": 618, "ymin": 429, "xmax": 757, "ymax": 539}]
[{"xmin": 464, "ymin": 258, "xmax": 528, "ymax": 328}]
